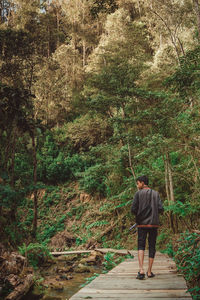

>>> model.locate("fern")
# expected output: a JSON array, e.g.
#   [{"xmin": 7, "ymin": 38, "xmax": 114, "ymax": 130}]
[{"xmin": 86, "ymin": 220, "xmax": 109, "ymax": 230}]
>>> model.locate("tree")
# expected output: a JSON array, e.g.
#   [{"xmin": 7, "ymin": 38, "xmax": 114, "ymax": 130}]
[
  {"xmin": 193, "ymin": 0, "xmax": 200, "ymax": 39},
  {"xmin": 141, "ymin": 0, "xmax": 196, "ymax": 73}
]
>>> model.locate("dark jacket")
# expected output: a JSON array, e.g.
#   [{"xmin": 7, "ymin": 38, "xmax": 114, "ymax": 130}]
[{"xmin": 131, "ymin": 189, "xmax": 164, "ymax": 225}]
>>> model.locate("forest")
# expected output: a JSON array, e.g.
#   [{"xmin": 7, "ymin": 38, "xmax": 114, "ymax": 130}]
[{"xmin": 0, "ymin": 0, "xmax": 200, "ymax": 299}]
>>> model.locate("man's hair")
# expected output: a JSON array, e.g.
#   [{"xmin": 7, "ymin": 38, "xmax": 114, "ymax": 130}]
[{"xmin": 136, "ymin": 175, "xmax": 149, "ymax": 185}]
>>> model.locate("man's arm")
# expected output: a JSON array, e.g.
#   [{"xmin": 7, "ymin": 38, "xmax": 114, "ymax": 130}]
[{"xmin": 131, "ymin": 191, "xmax": 139, "ymax": 215}]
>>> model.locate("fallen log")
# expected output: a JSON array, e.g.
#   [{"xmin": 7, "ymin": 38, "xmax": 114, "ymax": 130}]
[
  {"xmin": 51, "ymin": 250, "xmax": 93, "ymax": 256},
  {"xmin": 50, "ymin": 248, "xmax": 135, "ymax": 256},
  {"xmin": 5, "ymin": 274, "xmax": 34, "ymax": 300}
]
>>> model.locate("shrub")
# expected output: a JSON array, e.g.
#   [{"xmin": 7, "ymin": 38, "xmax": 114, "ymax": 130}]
[
  {"xmin": 174, "ymin": 232, "xmax": 200, "ymax": 299},
  {"xmin": 0, "ymin": 185, "xmax": 24, "ymax": 209},
  {"xmin": 103, "ymin": 252, "xmax": 116, "ymax": 271},
  {"xmin": 38, "ymin": 215, "xmax": 67, "ymax": 243},
  {"xmin": 79, "ymin": 164, "xmax": 107, "ymax": 195},
  {"xmin": 37, "ymin": 132, "xmax": 87, "ymax": 183},
  {"xmin": 18, "ymin": 243, "xmax": 51, "ymax": 269}
]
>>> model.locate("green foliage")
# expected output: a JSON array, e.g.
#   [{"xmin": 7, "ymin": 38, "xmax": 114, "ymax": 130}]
[
  {"xmin": 0, "ymin": 185, "xmax": 26, "ymax": 209},
  {"xmin": 165, "ymin": 46, "xmax": 200, "ymax": 97},
  {"xmin": 175, "ymin": 232, "xmax": 200, "ymax": 281},
  {"xmin": 75, "ymin": 237, "xmax": 88, "ymax": 246},
  {"xmin": 18, "ymin": 242, "xmax": 51, "ymax": 269},
  {"xmin": 90, "ymin": 0, "xmax": 118, "ymax": 17},
  {"xmin": 174, "ymin": 232, "xmax": 200, "ymax": 299},
  {"xmin": 99, "ymin": 203, "xmax": 113, "ymax": 212},
  {"xmin": 0, "ymin": 3, "xmax": 200, "ymax": 293},
  {"xmin": 188, "ymin": 287, "xmax": 200, "ymax": 300},
  {"xmin": 79, "ymin": 164, "xmax": 107, "ymax": 195},
  {"xmin": 42, "ymin": 188, "xmax": 61, "ymax": 207},
  {"xmin": 102, "ymin": 252, "xmax": 117, "ymax": 271},
  {"xmin": 17, "ymin": 208, "xmax": 34, "ymax": 233},
  {"xmin": 14, "ymin": 152, "xmax": 33, "ymax": 186},
  {"xmin": 67, "ymin": 204, "xmax": 86, "ymax": 220},
  {"xmin": 37, "ymin": 133, "xmax": 88, "ymax": 183},
  {"xmin": 86, "ymin": 220, "xmax": 109, "ymax": 230},
  {"xmin": 157, "ymin": 231, "xmax": 171, "ymax": 249},
  {"xmin": 162, "ymin": 242, "xmax": 175, "ymax": 258},
  {"xmin": 164, "ymin": 200, "xmax": 200, "ymax": 217},
  {"xmin": 64, "ymin": 114, "xmax": 113, "ymax": 151},
  {"xmin": 38, "ymin": 215, "xmax": 67, "ymax": 243}
]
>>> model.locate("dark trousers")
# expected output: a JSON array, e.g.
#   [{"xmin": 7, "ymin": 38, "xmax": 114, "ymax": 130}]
[{"xmin": 137, "ymin": 227, "xmax": 158, "ymax": 258}]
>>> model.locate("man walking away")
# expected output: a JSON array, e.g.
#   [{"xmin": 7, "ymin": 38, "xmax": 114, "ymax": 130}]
[{"xmin": 131, "ymin": 175, "xmax": 164, "ymax": 280}]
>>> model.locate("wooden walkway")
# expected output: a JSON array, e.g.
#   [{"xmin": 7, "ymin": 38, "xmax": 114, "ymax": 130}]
[{"xmin": 70, "ymin": 251, "xmax": 192, "ymax": 300}]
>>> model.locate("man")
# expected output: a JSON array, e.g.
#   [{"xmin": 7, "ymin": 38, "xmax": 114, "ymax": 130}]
[{"xmin": 131, "ymin": 175, "xmax": 164, "ymax": 280}]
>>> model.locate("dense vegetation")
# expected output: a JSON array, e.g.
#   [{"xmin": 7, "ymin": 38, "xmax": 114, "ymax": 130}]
[{"xmin": 0, "ymin": 0, "xmax": 200, "ymax": 298}]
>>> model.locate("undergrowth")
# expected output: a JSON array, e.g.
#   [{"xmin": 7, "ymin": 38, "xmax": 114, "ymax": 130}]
[
  {"xmin": 18, "ymin": 243, "xmax": 52, "ymax": 269},
  {"xmin": 174, "ymin": 232, "xmax": 200, "ymax": 300}
]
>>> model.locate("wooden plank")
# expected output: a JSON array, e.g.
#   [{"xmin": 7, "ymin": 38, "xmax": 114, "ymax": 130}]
[
  {"xmin": 70, "ymin": 294, "xmax": 192, "ymax": 300},
  {"xmin": 72, "ymin": 291, "xmax": 191, "ymax": 298},
  {"xmin": 105, "ymin": 272, "xmax": 177, "ymax": 276},
  {"xmin": 86, "ymin": 282, "xmax": 187, "ymax": 290},
  {"xmin": 78, "ymin": 288, "xmax": 190, "ymax": 295}
]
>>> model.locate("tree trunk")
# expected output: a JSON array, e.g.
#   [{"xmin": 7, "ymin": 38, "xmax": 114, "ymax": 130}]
[
  {"xmin": 56, "ymin": 7, "xmax": 60, "ymax": 48},
  {"xmin": 166, "ymin": 152, "xmax": 175, "ymax": 203},
  {"xmin": 10, "ymin": 127, "xmax": 17, "ymax": 220},
  {"xmin": 83, "ymin": 39, "xmax": 86, "ymax": 67},
  {"xmin": 128, "ymin": 143, "xmax": 138, "ymax": 190},
  {"xmin": 137, "ymin": 0, "xmax": 141, "ymax": 17},
  {"xmin": 150, "ymin": 8, "xmax": 181, "ymax": 64},
  {"xmin": 164, "ymin": 157, "xmax": 170, "ymax": 203},
  {"xmin": 163, "ymin": 153, "xmax": 176, "ymax": 233},
  {"xmin": 193, "ymin": 0, "xmax": 200, "ymax": 40},
  {"xmin": 31, "ymin": 132, "xmax": 38, "ymax": 238}
]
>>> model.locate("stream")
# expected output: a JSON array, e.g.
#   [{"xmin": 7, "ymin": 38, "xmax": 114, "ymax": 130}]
[{"xmin": 21, "ymin": 254, "xmax": 102, "ymax": 300}]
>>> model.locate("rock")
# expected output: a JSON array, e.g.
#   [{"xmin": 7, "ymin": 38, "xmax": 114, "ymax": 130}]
[
  {"xmin": 2, "ymin": 253, "xmax": 26, "ymax": 275},
  {"xmin": 5, "ymin": 275, "xmax": 21, "ymax": 287},
  {"xmin": 79, "ymin": 257, "xmax": 88, "ymax": 264},
  {"xmin": 85, "ymin": 238, "xmax": 98, "ymax": 250},
  {"xmin": 0, "ymin": 246, "xmax": 35, "ymax": 300},
  {"xmin": 57, "ymin": 266, "xmax": 73, "ymax": 273},
  {"xmin": 50, "ymin": 282, "xmax": 63, "ymax": 291},
  {"xmin": 5, "ymin": 274, "xmax": 33, "ymax": 300},
  {"xmin": 50, "ymin": 230, "xmax": 76, "ymax": 250},
  {"xmin": 56, "ymin": 254, "xmax": 77, "ymax": 263},
  {"xmin": 75, "ymin": 264, "xmax": 92, "ymax": 273},
  {"xmin": 84, "ymin": 251, "xmax": 104, "ymax": 265},
  {"xmin": 56, "ymin": 255, "xmax": 69, "ymax": 261},
  {"xmin": 42, "ymin": 278, "xmax": 64, "ymax": 290},
  {"xmin": 80, "ymin": 193, "xmax": 91, "ymax": 202},
  {"xmin": 42, "ymin": 258, "xmax": 55, "ymax": 267},
  {"xmin": 59, "ymin": 274, "xmax": 73, "ymax": 280}
]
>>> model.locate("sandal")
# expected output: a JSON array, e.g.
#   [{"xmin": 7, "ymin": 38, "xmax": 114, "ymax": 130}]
[
  {"xmin": 136, "ymin": 272, "xmax": 145, "ymax": 280},
  {"xmin": 146, "ymin": 272, "xmax": 155, "ymax": 278}
]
